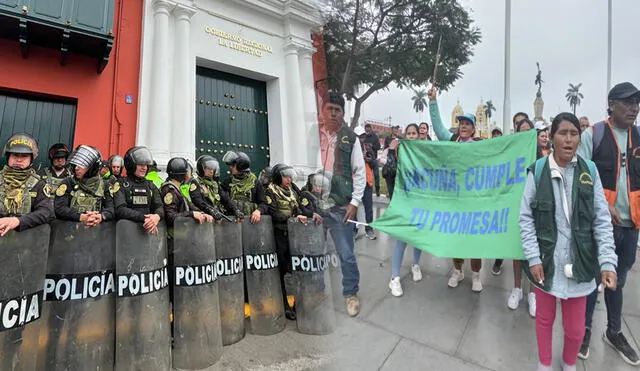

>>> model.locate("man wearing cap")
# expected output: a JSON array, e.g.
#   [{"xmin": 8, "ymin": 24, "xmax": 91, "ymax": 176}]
[
  {"xmin": 319, "ymin": 92, "xmax": 366, "ymax": 317},
  {"xmin": 491, "ymin": 127, "xmax": 503, "ymax": 138},
  {"xmin": 428, "ymin": 87, "xmax": 484, "ymax": 293},
  {"xmin": 39, "ymin": 143, "xmax": 72, "ymax": 194},
  {"xmin": 577, "ymin": 82, "xmax": 640, "ymax": 365}
]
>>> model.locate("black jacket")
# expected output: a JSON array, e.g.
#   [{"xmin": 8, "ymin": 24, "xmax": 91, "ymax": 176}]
[
  {"xmin": 54, "ymin": 177, "xmax": 115, "ymax": 222},
  {"xmin": 113, "ymin": 176, "xmax": 165, "ymax": 222}
]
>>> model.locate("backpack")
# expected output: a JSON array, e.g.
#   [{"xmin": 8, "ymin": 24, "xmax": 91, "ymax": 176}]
[
  {"xmin": 592, "ymin": 121, "xmax": 640, "ymax": 153},
  {"xmin": 533, "ymin": 157, "xmax": 597, "ymax": 187}
]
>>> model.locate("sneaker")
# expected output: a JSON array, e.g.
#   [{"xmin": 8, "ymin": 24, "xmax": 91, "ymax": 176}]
[
  {"xmin": 562, "ymin": 363, "xmax": 576, "ymax": 371},
  {"xmin": 536, "ymin": 363, "xmax": 552, "ymax": 371},
  {"xmin": 411, "ymin": 264, "xmax": 423, "ymax": 282},
  {"xmin": 365, "ymin": 230, "xmax": 377, "ymax": 240},
  {"xmin": 346, "ymin": 295, "xmax": 360, "ymax": 317},
  {"xmin": 471, "ymin": 272, "xmax": 483, "ymax": 292},
  {"xmin": 491, "ymin": 260, "xmax": 503, "ymax": 276},
  {"xmin": 389, "ymin": 277, "xmax": 403, "ymax": 297},
  {"xmin": 577, "ymin": 328, "xmax": 591, "ymax": 360},
  {"xmin": 507, "ymin": 288, "xmax": 523, "ymax": 310},
  {"xmin": 448, "ymin": 269, "xmax": 464, "ymax": 288},
  {"xmin": 603, "ymin": 329, "xmax": 640, "ymax": 365},
  {"xmin": 528, "ymin": 292, "xmax": 536, "ymax": 318}
]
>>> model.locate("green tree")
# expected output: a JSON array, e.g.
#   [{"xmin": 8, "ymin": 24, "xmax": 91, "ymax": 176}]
[
  {"xmin": 412, "ymin": 89, "xmax": 428, "ymax": 116},
  {"xmin": 322, "ymin": 0, "xmax": 481, "ymax": 127},
  {"xmin": 484, "ymin": 99, "xmax": 496, "ymax": 121},
  {"xmin": 565, "ymin": 83, "xmax": 584, "ymax": 115}
]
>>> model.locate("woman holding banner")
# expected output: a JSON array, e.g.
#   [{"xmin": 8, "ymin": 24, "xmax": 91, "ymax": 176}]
[
  {"xmin": 427, "ymin": 87, "xmax": 483, "ymax": 292},
  {"xmin": 388, "ymin": 124, "xmax": 424, "ymax": 296},
  {"xmin": 519, "ymin": 113, "xmax": 617, "ymax": 371}
]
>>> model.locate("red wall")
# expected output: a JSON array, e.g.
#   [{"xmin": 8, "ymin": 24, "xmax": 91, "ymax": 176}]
[{"xmin": 0, "ymin": 0, "xmax": 142, "ymax": 159}]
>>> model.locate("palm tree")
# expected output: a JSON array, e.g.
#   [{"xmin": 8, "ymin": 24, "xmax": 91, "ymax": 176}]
[
  {"xmin": 484, "ymin": 100, "xmax": 496, "ymax": 122},
  {"xmin": 411, "ymin": 89, "xmax": 428, "ymax": 119},
  {"xmin": 565, "ymin": 83, "xmax": 584, "ymax": 115}
]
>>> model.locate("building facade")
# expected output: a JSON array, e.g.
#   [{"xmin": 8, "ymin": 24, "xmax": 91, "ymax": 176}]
[
  {"xmin": 137, "ymin": 0, "xmax": 323, "ymax": 177},
  {"xmin": 0, "ymin": 0, "xmax": 143, "ymax": 168}
]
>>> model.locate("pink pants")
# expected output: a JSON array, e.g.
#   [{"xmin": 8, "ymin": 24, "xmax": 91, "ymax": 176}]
[{"xmin": 535, "ymin": 287, "xmax": 586, "ymax": 366}]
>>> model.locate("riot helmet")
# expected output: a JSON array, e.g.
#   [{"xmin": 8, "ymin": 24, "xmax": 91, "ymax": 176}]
[
  {"xmin": 307, "ymin": 170, "xmax": 333, "ymax": 209},
  {"xmin": 166, "ymin": 157, "xmax": 189, "ymax": 182},
  {"xmin": 222, "ymin": 151, "xmax": 251, "ymax": 172},
  {"xmin": 148, "ymin": 160, "xmax": 159, "ymax": 172},
  {"xmin": 48, "ymin": 143, "xmax": 71, "ymax": 161},
  {"xmin": 258, "ymin": 166, "xmax": 272, "ymax": 186},
  {"xmin": 123, "ymin": 146, "xmax": 154, "ymax": 177},
  {"xmin": 2, "ymin": 133, "xmax": 39, "ymax": 167},
  {"xmin": 196, "ymin": 155, "xmax": 219, "ymax": 178},
  {"xmin": 271, "ymin": 164, "xmax": 296, "ymax": 186},
  {"xmin": 69, "ymin": 145, "xmax": 102, "ymax": 178}
]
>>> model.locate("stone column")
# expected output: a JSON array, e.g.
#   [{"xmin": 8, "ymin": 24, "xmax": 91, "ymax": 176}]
[
  {"xmin": 298, "ymin": 47, "xmax": 320, "ymax": 170},
  {"xmin": 146, "ymin": 0, "xmax": 175, "ymax": 166},
  {"xmin": 284, "ymin": 42, "xmax": 307, "ymax": 168},
  {"xmin": 171, "ymin": 4, "xmax": 197, "ymax": 163}
]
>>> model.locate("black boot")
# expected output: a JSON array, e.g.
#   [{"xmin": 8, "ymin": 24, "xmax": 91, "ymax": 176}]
[{"xmin": 285, "ymin": 300, "xmax": 296, "ymax": 320}]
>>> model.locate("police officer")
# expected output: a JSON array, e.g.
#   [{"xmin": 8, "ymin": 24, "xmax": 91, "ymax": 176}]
[
  {"xmin": 265, "ymin": 164, "xmax": 319, "ymax": 320},
  {"xmin": 258, "ymin": 166, "xmax": 272, "ymax": 187},
  {"xmin": 0, "ymin": 133, "xmax": 54, "ymax": 236},
  {"xmin": 189, "ymin": 155, "xmax": 243, "ymax": 221},
  {"xmin": 113, "ymin": 146, "xmax": 164, "ymax": 234},
  {"xmin": 221, "ymin": 151, "xmax": 267, "ymax": 224},
  {"xmin": 54, "ymin": 145, "xmax": 115, "ymax": 226},
  {"xmin": 300, "ymin": 170, "xmax": 334, "ymax": 214},
  {"xmin": 108, "ymin": 155, "xmax": 124, "ymax": 178},
  {"xmin": 146, "ymin": 160, "xmax": 163, "ymax": 189},
  {"xmin": 180, "ymin": 162, "xmax": 194, "ymax": 201},
  {"xmin": 39, "ymin": 143, "xmax": 71, "ymax": 193}
]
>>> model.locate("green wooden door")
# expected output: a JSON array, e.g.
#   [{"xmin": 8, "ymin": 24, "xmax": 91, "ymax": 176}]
[
  {"xmin": 0, "ymin": 91, "xmax": 77, "ymax": 170},
  {"xmin": 196, "ymin": 67, "xmax": 270, "ymax": 180}
]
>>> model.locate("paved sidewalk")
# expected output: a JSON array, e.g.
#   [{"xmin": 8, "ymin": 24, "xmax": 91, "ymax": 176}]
[{"xmin": 209, "ymin": 205, "xmax": 640, "ymax": 371}]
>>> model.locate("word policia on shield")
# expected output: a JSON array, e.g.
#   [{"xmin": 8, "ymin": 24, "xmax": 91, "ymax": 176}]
[{"xmin": 371, "ymin": 130, "xmax": 538, "ymax": 259}]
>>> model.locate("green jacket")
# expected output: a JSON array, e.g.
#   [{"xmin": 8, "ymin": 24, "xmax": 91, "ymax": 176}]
[{"xmin": 146, "ymin": 171, "xmax": 163, "ymax": 189}]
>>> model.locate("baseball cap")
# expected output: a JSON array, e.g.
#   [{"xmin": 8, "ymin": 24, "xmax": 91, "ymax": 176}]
[
  {"xmin": 353, "ymin": 126, "xmax": 366, "ymax": 136},
  {"xmin": 491, "ymin": 127, "xmax": 503, "ymax": 134},
  {"xmin": 456, "ymin": 114, "xmax": 476, "ymax": 127},
  {"xmin": 534, "ymin": 121, "xmax": 548, "ymax": 131},
  {"xmin": 608, "ymin": 82, "xmax": 640, "ymax": 101}
]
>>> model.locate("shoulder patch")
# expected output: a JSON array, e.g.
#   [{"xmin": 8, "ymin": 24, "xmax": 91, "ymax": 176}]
[
  {"xmin": 266, "ymin": 195, "xmax": 272, "ymax": 204},
  {"xmin": 190, "ymin": 183, "xmax": 197, "ymax": 191},
  {"xmin": 301, "ymin": 198, "xmax": 309, "ymax": 206},
  {"xmin": 56, "ymin": 184, "xmax": 67, "ymax": 197},
  {"xmin": 164, "ymin": 192, "xmax": 174, "ymax": 205},
  {"xmin": 43, "ymin": 184, "xmax": 52, "ymax": 198},
  {"xmin": 109, "ymin": 182, "xmax": 120, "ymax": 196}
]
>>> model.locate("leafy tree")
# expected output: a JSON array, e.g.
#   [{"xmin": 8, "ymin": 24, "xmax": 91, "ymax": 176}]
[
  {"xmin": 484, "ymin": 99, "xmax": 496, "ymax": 121},
  {"xmin": 322, "ymin": 0, "xmax": 481, "ymax": 127},
  {"xmin": 412, "ymin": 89, "xmax": 428, "ymax": 114},
  {"xmin": 565, "ymin": 83, "xmax": 584, "ymax": 115}
]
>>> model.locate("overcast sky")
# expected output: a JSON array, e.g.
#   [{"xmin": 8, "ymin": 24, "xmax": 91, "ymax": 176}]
[{"xmin": 346, "ymin": 0, "xmax": 640, "ymax": 134}]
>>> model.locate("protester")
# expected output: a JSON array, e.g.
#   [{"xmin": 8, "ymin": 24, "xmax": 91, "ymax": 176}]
[
  {"xmin": 535, "ymin": 122, "xmax": 551, "ymax": 158},
  {"xmin": 419, "ymin": 122, "xmax": 432, "ymax": 140},
  {"xmin": 363, "ymin": 124, "xmax": 382, "ymax": 197},
  {"xmin": 516, "ymin": 118, "xmax": 534, "ymax": 132},
  {"xmin": 428, "ymin": 87, "xmax": 483, "ymax": 292},
  {"xmin": 491, "ymin": 127, "xmax": 503, "ymax": 138},
  {"xmin": 513, "ymin": 112, "xmax": 530, "ymax": 132},
  {"xmin": 318, "ymin": 91, "xmax": 366, "ymax": 317},
  {"xmin": 577, "ymin": 82, "xmax": 640, "ymax": 364},
  {"xmin": 382, "ymin": 125, "xmax": 402, "ymax": 199},
  {"xmin": 579, "ymin": 116, "xmax": 590, "ymax": 132},
  {"xmin": 354, "ymin": 126, "xmax": 377, "ymax": 240},
  {"xmin": 388, "ymin": 123, "xmax": 424, "ymax": 297},
  {"xmin": 520, "ymin": 112, "xmax": 618, "ymax": 371}
]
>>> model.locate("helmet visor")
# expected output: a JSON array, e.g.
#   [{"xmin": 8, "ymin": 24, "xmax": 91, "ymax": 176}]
[
  {"xmin": 280, "ymin": 167, "xmax": 296, "ymax": 179},
  {"xmin": 69, "ymin": 145, "xmax": 100, "ymax": 169},
  {"xmin": 222, "ymin": 151, "xmax": 238, "ymax": 164},
  {"xmin": 131, "ymin": 148, "xmax": 154, "ymax": 165},
  {"xmin": 203, "ymin": 158, "xmax": 219, "ymax": 173}
]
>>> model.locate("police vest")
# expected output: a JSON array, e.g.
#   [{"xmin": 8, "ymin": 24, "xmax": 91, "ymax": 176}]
[
  {"xmin": 330, "ymin": 126, "xmax": 357, "ymax": 207},
  {"xmin": 200, "ymin": 178, "xmax": 222, "ymax": 209},
  {"xmin": 161, "ymin": 181, "xmax": 190, "ymax": 213},
  {"xmin": 268, "ymin": 183, "xmax": 298, "ymax": 230},
  {"xmin": 591, "ymin": 120, "xmax": 640, "ymax": 227},
  {"xmin": 229, "ymin": 175, "xmax": 257, "ymax": 215},
  {"xmin": 69, "ymin": 178, "xmax": 105, "ymax": 213},
  {"xmin": 0, "ymin": 174, "xmax": 40, "ymax": 216},
  {"xmin": 525, "ymin": 156, "xmax": 598, "ymax": 291},
  {"xmin": 122, "ymin": 178, "xmax": 154, "ymax": 212},
  {"xmin": 43, "ymin": 168, "xmax": 67, "ymax": 192}
]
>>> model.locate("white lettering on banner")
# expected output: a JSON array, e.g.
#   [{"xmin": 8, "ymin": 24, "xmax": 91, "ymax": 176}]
[
  {"xmin": 215, "ymin": 257, "xmax": 243, "ymax": 277},
  {"xmin": 44, "ymin": 271, "xmax": 116, "ymax": 301},
  {"xmin": 117, "ymin": 267, "xmax": 169, "ymax": 297},
  {"xmin": 174, "ymin": 262, "xmax": 218, "ymax": 287},
  {"xmin": 0, "ymin": 291, "xmax": 42, "ymax": 331},
  {"xmin": 245, "ymin": 253, "xmax": 279, "ymax": 271}
]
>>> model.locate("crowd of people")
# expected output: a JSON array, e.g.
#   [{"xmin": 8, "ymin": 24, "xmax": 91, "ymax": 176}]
[{"xmin": 345, "ymin": 82, "xmax": 640, "ymax": 371}]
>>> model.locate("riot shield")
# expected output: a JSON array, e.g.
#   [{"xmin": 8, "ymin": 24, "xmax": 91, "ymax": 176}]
[
  {"xmin": 288, "ymin": 220, "xmax": 336, "ymax": 335},
  {"xmin": 0, "ymin": 224, "xmax": 49, "ymax": 371},
  {"xmin": 37, "ymin": 221, "xmax": 115, "ymax": 371},
  {"xmin": 213, "ymin": 220, "xmax": 245, "ymax": 345},
  {"xmin": 172, "ymin": 217, "xmax": 222, "ymax": 369},
  {"xmin": 115, "ymin": 220, "xmax": 171, "ymax": 370},
  {"xmin": 242, "ymin": 216, "xmax": 285, "ymax": 335}
]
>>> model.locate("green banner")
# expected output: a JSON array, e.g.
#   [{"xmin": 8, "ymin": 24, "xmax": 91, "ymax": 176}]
[{"xmin": 371, "ymin": 131, "xmax": 537, "ymax": 259}]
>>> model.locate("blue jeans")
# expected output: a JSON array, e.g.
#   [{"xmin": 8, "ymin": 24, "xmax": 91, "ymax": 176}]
[
  {"xmin": 363, "ymin": 184, "xmax": 374, "ymax": 232},
  {"xmin": 391, "ymin": 240, "xmax": 422, "ymax": 278},
  {"xmin": 585, "ymin": 225, "xmax": 638, "ymax": 333},
  {"xmin": 323, "ymin": 207, "xmax": 360, "ymax": 297}
]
